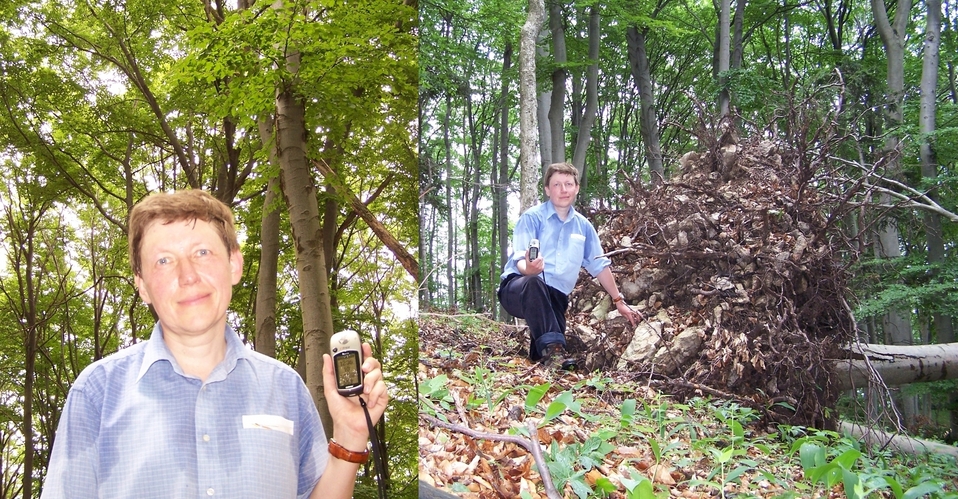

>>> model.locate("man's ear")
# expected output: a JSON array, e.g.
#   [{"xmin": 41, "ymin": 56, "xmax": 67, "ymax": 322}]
[
  {"xmin": 230, "ymin": 250, "xmax": 244, "ymax": 285},
  {"xmin": 133, "ymin": 274, "xmax": 151, "ymax": 304}
]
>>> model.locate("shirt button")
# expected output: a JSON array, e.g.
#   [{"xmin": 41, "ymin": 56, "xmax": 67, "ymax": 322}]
[
  {"xmin": 207, "ymin": 488, "xmax": 214, "ymax": 496},
  {"xmin": 202, "ymin": 434, "xmax": 210, "ymax": 442}
]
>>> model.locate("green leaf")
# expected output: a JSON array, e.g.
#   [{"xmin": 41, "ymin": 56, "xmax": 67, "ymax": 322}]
[
  {"xmin": 725, "ymin": 464, "xmax": 752, "ymax": 484},
  {"xmin": 620, "ymin": 398, "xmax": 637, "ymax": 427},
  {"xmin": 544, "ymin": 399, "xmax": 568, "ymax": 422},
  {"xmin": 525, "ymin": 383, "xmax": 551, "ymax": 412},
  {"xmin": 832, "ymin": 448, "xmax": 862, "ymax": 470},
  {"xmin": 903, "ymin": 481, "xmax": 946, "ymax": 499},
  {"xmin": 842, "ymin": 468, "xmax": 863, "ymax": 499},
  {"xmin": 799, "ymin": 442, "xmax": 826, "ymax": 469}
]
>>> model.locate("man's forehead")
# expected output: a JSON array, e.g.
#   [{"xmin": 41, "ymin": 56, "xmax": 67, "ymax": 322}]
[
  {"xmin": 141, "ymin": 218, "xmax": 218, "ymax": 244},
  {"xmin": 549, "ymin": 173, "xmax": 577, "ymax": 184}
]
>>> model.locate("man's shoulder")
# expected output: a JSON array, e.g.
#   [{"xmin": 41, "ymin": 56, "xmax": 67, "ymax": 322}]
[
  {"xmin": 517, "ymin": 201, "xmax": 551, "ymax": 225},
  {"xmin": 241, "ymin": 349, "xmax": 305, "ymax": 384},
  {"xmin": 569, "ymin": 208, "xmax": 597, "ymax": 230},
  {"xmin": 71, "ymin": 341, "xmax": 148, "ymax": 393}
]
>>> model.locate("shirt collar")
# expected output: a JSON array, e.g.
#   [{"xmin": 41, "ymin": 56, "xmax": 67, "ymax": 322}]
[
  {"xmin": 544, "ymin": 200, "xmax": 576, "ymax": 222},
  {"xmin": 136, "ymin": 323, "xmax": 251, "ymax": 383}
]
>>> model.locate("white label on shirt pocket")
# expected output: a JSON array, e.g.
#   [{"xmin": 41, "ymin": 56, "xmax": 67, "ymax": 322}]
[
  {"xmin": 570, "ymin": 233, "xmax": 586, "ymax": 241},
  {"xmin": 242, "ymin": 415, "xmax": 294, "ymax": 435}
]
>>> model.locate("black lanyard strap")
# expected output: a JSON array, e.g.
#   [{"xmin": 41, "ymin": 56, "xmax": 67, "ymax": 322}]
[{"xmin": 359, "ymin": 396, "xmax": 388, "ymax": 499}]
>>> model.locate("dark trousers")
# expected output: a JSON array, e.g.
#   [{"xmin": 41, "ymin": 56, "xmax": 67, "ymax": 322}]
[{"xmin": 497, "ymin": 274, "xmax": 568, "ymax": 360}]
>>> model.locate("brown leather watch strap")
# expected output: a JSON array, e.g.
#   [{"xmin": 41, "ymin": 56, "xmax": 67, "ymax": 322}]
[{"xmin": 328, "ymin": 439, "xmax": 369, "ymax": 464}]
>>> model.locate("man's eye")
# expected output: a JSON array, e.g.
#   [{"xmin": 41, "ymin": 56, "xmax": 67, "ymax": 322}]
[
  {"xmin": 198, "ymin": 249, "xmax": 209, "ymax": 256},
  {"xmin": 157, "ymin": 258, "xmax": 168, "ymax": 265}
]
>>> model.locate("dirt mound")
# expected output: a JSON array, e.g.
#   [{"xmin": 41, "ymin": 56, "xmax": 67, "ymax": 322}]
[{"xmin": 565, "ymin": 136, "xmax": 855, "ymax": 428}]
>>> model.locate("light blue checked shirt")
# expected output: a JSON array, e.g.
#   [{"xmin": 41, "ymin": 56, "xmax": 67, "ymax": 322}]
[
  {"xmin": 41, "ymin": 323, "xmax": 328, "ymax": 499},
  {"xmin": 501, "ymin": 200, "xmax": 610, "ymax": 295}
]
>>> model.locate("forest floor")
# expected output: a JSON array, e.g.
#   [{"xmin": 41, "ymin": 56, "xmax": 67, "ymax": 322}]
[{"xmin": 417, "ymin": 312, "xmax": 958, "ymax": 499}]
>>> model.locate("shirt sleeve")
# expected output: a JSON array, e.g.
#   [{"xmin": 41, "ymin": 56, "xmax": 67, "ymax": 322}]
[
  {"xmin": 510, "ymin": 212, "xmax": 541, "ymax": 263},
  {"xmin": 297, "ymin": 379, "xmax": 329, "ymax": 499},
  {"xmin": 40, "ymin": 386, "xmax": 100, "ymax": 499},
  {"xmin": 581, "ymin": 222, "xmax": 611, "ymax": 277}
]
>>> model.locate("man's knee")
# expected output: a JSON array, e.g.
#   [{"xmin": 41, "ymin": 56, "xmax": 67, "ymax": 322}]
[{"xmin": 515, "ymin": 275, "xmax": 549, "ymax": 294}]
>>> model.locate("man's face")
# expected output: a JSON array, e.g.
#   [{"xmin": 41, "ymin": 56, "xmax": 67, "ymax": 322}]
[
  {"xmin": 544, "ymin": 172, "xmax": 580, "ymax": 209},
  {"xmin": 133, "ymin": 219, "xmax": 242, "ymax": 340}
]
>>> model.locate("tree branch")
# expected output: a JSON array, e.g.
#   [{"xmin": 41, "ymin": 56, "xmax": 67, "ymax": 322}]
[{"xmin": 421, "ymin": 413, "xmax": 561, "ymax": 499}]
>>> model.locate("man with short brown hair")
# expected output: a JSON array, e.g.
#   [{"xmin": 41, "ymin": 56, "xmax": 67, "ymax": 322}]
[
  {"xmin": 499, "ymin": 163, "xmax": 638, "ymax": 370},
  {"xmin": 42, "ymin": 189, "xmax": 387, "ymax": 499}
]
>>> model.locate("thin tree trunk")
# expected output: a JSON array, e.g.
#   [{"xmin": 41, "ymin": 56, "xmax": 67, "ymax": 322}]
[
  {"xmin": 570, "ymin": 5, "xmax": 599, "ymax": 192},
  {"xmin": 519, "ymin": 0, "xmax": 545, "ymax": 212},
  {"xmin": 536, "ymin": 27, "xmax": 553, "ymax": 170},
  {"xmin": 254, "ymin": 171, "xmax": 281, "ymax": 359},
  {"xmin": 730, "ymin": 0, "xmax": 745, "ymax": 70},
  {"xmin": 444, "ymin": 94, "xmax": 456, "ymax": 306},
  {"xmin": 548, "ymin": 0, "xmax": 567, "ymax": 164},
  {"xmin": 496, "ymin": 42, "xmax": 513, "ymax": 320},
  {"xmin": 716, "ymin": 0, "xmax": 731, "ymax": 118},
  {"xmin": 625, "ymin": 26, "xmax": 664, "ymax": 182},
  {"xmin": 464, "ymin": 88, "xmax": 483, "ymax": 311}
]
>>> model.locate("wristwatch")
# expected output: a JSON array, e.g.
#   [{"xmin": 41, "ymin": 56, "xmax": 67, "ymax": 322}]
[{"xmin": 328, "ymin": 439, "xmax": 370, "ymax": 463}]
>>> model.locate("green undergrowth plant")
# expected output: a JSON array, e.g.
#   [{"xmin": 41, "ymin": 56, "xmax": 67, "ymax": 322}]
[{"xmin": 783, "ymin": 426, "xmax": 958, "ymax": 499}]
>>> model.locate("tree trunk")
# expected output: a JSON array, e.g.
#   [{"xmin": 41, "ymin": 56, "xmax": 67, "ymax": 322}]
[
  {"xmin": 917, "ymin": 0, "xmax": 955, "ymax": 436},
  {"xmin": 625, "ymin": 26, "xmax": 664, "ymax": 182},
  {"xmin": 444, "ymin": 93, "xmax": 456, "ymax": 306},
  {"xmin": 254, "ymin": 173, "xmax": 281, "ymax": 359},
  {"xmin": 519, "ymin": 0, "xmax": 545, "ymax": 212},
  {"xmin": 276, "ymin": 81, "xmax": 336, "ymax": 435},
  {"xmin": 716, "ymin": 0, "xmax": 731, "ymax": 118},
  {"xmin": 547, "ymin": 0, "xmax": 566, "ymax": 164},
  {"xmin": 730, "ymin": 0, "xmax": 745, "ymax": 71},
  {"xmin": 464, "ymin": 88, "xmax": 484, "ymax": 311},
  {"xmin": 253, "ymin": 117, "xmax": 282, "ymax": 359},
  {"xmin": 833, "ymin": 342, "xmax": 958, "ymax": 391},
  {"xmin": 496, "ymin": 42, "xmax": 513, "ymax": 320},
  {"xmin": 570, "ymin": 5, "xmax": 599, "ymax": 191},
  {"xmin": 536, "ymin": 28, "xmax": 552, "ymax": 170},
  {"xmin": 872, "ymin": 0, "xmax": 915, "ymax": 423}
]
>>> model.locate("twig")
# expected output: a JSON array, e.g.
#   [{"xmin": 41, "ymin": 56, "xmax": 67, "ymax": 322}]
[{"xmin": 421, "ymin": 413, "xmax": 562, "ymax": 499}]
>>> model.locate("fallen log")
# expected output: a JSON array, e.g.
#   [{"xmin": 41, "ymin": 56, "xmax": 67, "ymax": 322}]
[
  {"xmin": 419, "ymin": 481, "xmax": 462, "ymax": 499},
  {"xmin": 832, "ymin": 342, "xmax": 958, "ymax": 391},
  {"xmin": 840, "ymin": 421, "xmax": 958, "ymax": 459}
]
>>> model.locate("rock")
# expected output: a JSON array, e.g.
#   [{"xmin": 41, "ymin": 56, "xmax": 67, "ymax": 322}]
[
  {"xmin": 616, "ymin": 321, "xmax": 664, "ymax": 369},
  {"xmin": 652, "ymin": 326, "xmax": 705, "ymax": 372}
]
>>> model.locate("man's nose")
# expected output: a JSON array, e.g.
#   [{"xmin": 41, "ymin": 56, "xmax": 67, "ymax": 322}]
[{"xmin": 178, "ymin": 259, "xmax": 199, "ymax": 284}]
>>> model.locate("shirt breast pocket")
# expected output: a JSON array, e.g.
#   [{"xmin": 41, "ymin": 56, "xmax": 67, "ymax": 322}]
[
  {"xmin": 560, "ymin": 234, "xmax": 587, "ymax": 274},
  {"xmin": 238, "ymin": 420, "xmax": 297, "ymax": 497}
]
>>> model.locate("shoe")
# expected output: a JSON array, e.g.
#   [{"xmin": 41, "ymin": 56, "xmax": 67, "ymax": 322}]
[{"xmin": 541, "ymin": 343, "xmax": 576, "ymax": 371}]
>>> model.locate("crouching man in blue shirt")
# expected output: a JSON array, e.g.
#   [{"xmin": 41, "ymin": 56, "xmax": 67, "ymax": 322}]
[
  {"xmin": 499, "ymin": 163, "xmax": 639, "ymax": 370},
  {"xmin": 41, "ymin": 190, "xmax": 388, "ymax": 499}
]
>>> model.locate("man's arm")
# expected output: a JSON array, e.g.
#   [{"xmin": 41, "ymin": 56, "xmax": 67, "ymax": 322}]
[
  {"xmin": 41, "ymin": 387, "xmax": 99, "ymax": 499},
  {"xmin": 596, "ymin": 267, "xmax": 640, "ymax": 325}
]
